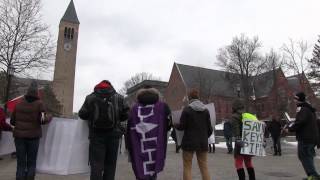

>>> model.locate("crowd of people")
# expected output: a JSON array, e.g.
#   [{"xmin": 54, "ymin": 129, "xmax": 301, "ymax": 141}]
[{"xmin": 0, "ymin": 80, "xmax": 320, "ymax": 180}]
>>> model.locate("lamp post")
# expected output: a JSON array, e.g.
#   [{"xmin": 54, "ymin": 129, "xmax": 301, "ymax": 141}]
[
  {"xmin": 236, "ymin": 83, "xmax": 241, "ymax": 98},
  {"xmin": 4, "ymin": 65, "xmax": 14, "ymax": 113}
]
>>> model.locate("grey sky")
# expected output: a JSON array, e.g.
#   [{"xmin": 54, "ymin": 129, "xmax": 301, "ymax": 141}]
[{"xmin": 40, "ymin": 0, "xmax": 320, "ymax": 112}]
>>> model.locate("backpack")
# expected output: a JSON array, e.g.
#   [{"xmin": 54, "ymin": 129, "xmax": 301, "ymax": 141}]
[{"xmin": 92, "ymin": 97, "xmax": 115, "ymax": 130}]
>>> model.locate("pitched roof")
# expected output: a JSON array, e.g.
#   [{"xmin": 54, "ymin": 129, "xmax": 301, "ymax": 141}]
[
  {"xmin": 175, "ymin": 63, "xmax": 277, "ymax": 98},
  {"xmin": 287, "ymin": 74, "xmax": 302, "ymax": 93},
  {"xmin": 61, "ymin": 0, "xmax": 80, "ymax": 24}
]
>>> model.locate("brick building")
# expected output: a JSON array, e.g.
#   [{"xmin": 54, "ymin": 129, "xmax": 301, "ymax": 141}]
[{"xmin": 164, "ymin": 63, "xmax": 320, "ymax": 123}]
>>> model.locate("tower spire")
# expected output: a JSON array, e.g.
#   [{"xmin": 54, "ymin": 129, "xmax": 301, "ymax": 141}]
[{"xmin": 61, "ymin": 0, "xmax": 80, "ymax": 24}]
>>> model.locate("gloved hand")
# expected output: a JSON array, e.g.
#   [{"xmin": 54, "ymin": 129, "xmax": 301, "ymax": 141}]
[{"xmin": 235, "ymin": 138, "xmax": 244, "ymax": 148}]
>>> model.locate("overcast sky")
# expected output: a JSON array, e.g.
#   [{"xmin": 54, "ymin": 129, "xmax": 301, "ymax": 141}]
[{"xmin": 40, "ymin": 0, "xmax": 320, "ymax": 112}]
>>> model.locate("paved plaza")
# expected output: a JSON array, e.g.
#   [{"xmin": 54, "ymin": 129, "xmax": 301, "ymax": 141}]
[{"xmin": 0, "ymin": 139, "xmax": 319, "ymax": 180}]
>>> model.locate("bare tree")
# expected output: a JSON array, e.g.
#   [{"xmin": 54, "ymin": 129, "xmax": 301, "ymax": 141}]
[
  {"xmin": 0, "ymin": 0, "xmax": 54, "ymax": 105},
  {"xmin": 282, "ymin": 39, "xmax": 310, "ymax": 75},
  {"xmin": 119, "ymin": 72, "xmax": 161, "ymax": 95},
  {"xmin": 216, "ymin": 34, "xmax": 264, "ymax": 109}
]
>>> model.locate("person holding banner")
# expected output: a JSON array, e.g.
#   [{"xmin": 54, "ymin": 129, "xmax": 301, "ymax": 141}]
[
  {"xmin": 10, "ymin": 81, "xmax": 52, "ymax": 180},
  {"xmin": 231, "ymin": 99, "xmax": 256, "ymax": 180},
  {"xmin": 284, "ymin": 92, "xmax": 320, "ymax": 180},
  {"xmin": 126, "ymin": 86, "xmax": 172, "ymax": 180},
  {"xmin": 175, "ymin": 89, "xmax": 212, "ymax": 180}
]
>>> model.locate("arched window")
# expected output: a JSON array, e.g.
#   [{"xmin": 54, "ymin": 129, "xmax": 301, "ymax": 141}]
[
  {"xmin": 67, "ymin": 28, "xmax": 71, "ymax": 39},
  {"xmin": 71, "ymin": 28, "xmax": 74, "ymax": 39},
  {"xmin": 64, "ymin": 27, "xmax": 68, "ymax": 38}
]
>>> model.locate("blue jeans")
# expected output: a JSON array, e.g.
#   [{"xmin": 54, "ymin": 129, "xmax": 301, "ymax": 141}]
[
  {"xmin": 298, "ymin": 141, "xmax": 319, "ymax": 177},
  {"xmin": 89, "ymin": 135, "xmax": 120, "ymax": 180},
  {"xmin": 14, "ymin": 138, "xmax": 40, "ymax": 178}
]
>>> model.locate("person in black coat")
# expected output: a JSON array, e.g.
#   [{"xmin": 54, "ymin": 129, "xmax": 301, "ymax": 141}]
[
  {"xmin": 174, "ymin": 89, "xmax": 212, "ymax": 180},
  {"xmin": 268, "ymin": 117, "xmax": 282, "ymax": 156},
  {"xmin": 284, "ymin": 92, "xmax": 320, "ymax": 179},
  {"xmin": 223, "ymin": 120, "xmax": 233, "ymax": 154}
]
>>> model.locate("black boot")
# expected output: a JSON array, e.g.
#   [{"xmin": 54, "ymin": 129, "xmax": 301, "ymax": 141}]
[
  {"xmin": 237, "ymin": 168, "xmax": 245, "ymax": 180},
  {"xmin": 26, "ymin": 176, "xmax": 35, "ymax": 180},
  {"xmin": 247, "ymin": 167, "xmax": 256, "ymax": 180}
]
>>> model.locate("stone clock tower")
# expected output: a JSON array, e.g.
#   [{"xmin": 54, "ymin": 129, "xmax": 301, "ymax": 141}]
[{"xmin": 53, "ymin": 0, "xmax": 80, "ymax": 117}]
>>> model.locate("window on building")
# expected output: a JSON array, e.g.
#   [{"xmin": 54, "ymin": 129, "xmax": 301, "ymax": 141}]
[
  {"xmin": 64, "ymin": 27, "xmax": 68, "ymax": 38},
  {"xmin": 67, "ymin": 28, "xmax": 71, "ymax": 39},
  {"xmin": 71, "ymin": 28, "xmax": 74, "ymax": 39}
]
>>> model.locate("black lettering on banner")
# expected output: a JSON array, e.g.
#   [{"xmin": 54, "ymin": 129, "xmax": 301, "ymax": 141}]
[
  {"xmin": 243, "ymin": 120, "xmax": 252, "ymax": 131},
  {"xmin": 250, "ymin": 132, "xmax": 257, "ymax": 142},
  {"xmin": 243, "ymin": 131, "xmax": 250, "ymax": 141},
  {"xmin": 249, "ymin": 142, "xmax": 255, "ymax": 154},
  {"xmin": 251, "ymin": 122, "xmax": 261, "ymax": 132}
]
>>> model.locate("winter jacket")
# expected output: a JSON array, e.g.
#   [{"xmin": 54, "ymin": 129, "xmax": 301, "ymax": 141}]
[
  {"xmin": 231, "ymin": 111, "xmax": 242, "ymax": 138},
  {"xmin": 176, "ymin": 99, "xmax": 212, "ymax": 151},
  {"xmin": 79, "ymin": 80, "xmax": 129, "ymax": 138},
  {"xmin": 223, "ymin": 120, "xmax": 232, "ymax": 138},
  {"xmin": 268, "ymin": 120, "xmax": 282, "ymax": 138},
  {"xmin": 289, "ymin": 102, "xmax": 319, "ymax": 145},
  {"xmin": 0, "ymin": 107, "xmax": 12, "ymax": 131},
  {"xmin": 10, "ymin": 96, "xmax": 47, "ymax": 138}
]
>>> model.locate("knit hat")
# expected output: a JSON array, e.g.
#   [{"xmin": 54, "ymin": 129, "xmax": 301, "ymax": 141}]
[
  {"xmin": 94, "ymin": 80, "xmax": 111, "ymax": 90},
  {"xmin": 232, "ymin": 99, "xmax": 245, "ymax": 112},
  {"xmin": 26, "ymin": 80, "xmax": 38, "ymax": 97},
  {"xmin": 295, "ymin": 92, "xmax": 306, "ymax": 102}
]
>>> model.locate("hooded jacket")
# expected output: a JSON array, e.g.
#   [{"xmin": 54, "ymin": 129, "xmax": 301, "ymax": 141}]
[
  {"xmin": 10, "ymin": 81, "xmax": 47, "ymax": 138},
  {"xmin": 176, "ymin": 99, "xmax": 212, "ymax": 151},
  {"xmin": 289, "ymin": 102, "xmax": 319, "ymax": 144},
  {"xmin": 79, "ymin": 80, "xmax": 129, "ymax": 138}
]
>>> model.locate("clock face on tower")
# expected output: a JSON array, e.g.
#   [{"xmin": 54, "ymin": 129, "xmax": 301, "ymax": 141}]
[{"xmin": 64, "ymin": 42, "xmax": 72, "ymax": 51}]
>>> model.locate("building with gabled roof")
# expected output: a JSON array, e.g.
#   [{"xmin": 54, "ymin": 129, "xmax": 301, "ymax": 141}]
[{"xmin": 164, "ymin": 63, "xmax": 320, "ymax": 123}]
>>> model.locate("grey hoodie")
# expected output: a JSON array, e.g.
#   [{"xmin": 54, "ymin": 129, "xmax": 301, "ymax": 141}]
[{"xmin": 188, "ymin": 99, "xmax": 206, "ymax": 111}]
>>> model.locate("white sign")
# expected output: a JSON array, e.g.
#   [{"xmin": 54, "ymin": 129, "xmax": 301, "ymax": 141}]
[{"xmin": 241, "ymin": 120, "xmax": 266, "ymax": 156}]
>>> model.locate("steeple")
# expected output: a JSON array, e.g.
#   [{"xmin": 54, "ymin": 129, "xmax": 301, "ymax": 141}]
[{"xmin": 61, "ymin": 0, "xmax": 80, "ymax": 24}]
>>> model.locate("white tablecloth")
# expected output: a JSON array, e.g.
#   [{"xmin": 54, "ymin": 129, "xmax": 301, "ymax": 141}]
[{"xmin": 0, "ymin": 118, "xmax": 90, "ymax": 175}]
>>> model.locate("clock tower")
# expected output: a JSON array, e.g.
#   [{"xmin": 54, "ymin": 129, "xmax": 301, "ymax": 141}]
[{"xmin": 53, "ymin": 0, "xmax": 80, "ymax": 117}]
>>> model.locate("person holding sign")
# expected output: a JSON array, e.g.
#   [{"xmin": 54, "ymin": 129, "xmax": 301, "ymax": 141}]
[
  {"xmin": 284, "ymin": 92, "xmax": 320, "ymax": 180},
  {"xmin": 175, "ymin": 90, "xmax": 212, "ymax": 180},
  {"xmin": 231, "ymin": 99, "xmax": 256, "ymax": 180}
]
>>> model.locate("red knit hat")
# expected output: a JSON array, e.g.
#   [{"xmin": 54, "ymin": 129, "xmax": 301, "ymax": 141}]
[{"xmin": 94, "ymin": 81, "xmax": 111, "ymax": 90}]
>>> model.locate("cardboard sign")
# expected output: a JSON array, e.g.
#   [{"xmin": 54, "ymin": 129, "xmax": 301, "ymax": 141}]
[{"xmin": 240, "ymin": 120, "xmax": 266, "ymax": 156}]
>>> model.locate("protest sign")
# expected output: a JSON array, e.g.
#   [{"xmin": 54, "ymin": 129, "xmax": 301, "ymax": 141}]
[{"xmin": 240, "ymin": 120, "xmax": 266, "ymax": 156}]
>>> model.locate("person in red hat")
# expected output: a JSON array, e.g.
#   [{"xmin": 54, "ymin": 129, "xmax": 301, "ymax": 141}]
[{"xmin": 79, "ymin": 80, "xmax": 129, "ymax": 180}]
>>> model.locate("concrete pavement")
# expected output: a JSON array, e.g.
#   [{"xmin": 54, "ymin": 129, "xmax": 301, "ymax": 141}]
[{"xmin": 0, "ymin": 139, "xmax": 319, "ymax": 180}]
